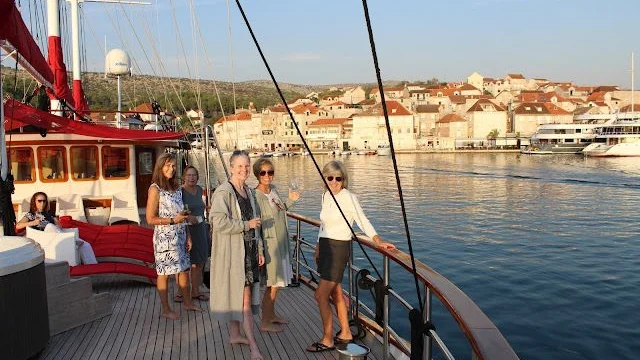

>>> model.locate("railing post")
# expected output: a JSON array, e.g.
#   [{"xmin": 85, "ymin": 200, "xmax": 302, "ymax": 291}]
[
  {"xmin": 383, "ymin": 254, "xmax": 390, "ymax": 360},
  {"xmin": 423, "ymin": 285, "xmax": 432, "ymax": 360},
  {"xmin": 295, "ymin": 219, "xmax": 301, "ymax": 284},
  {"xmin": 348, "ymin": 239, "xmax": 355, "ymax": 320}
]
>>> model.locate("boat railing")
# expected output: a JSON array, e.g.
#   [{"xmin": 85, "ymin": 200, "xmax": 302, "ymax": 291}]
[{"xmin": 287, "ymin": 211, "xmax": 519, "ymax": 360}]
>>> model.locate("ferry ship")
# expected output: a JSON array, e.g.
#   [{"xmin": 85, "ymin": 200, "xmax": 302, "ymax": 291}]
[
  {"xmin": 525, "ymin": 123, "xmax": 599, "ymax": 154},
  {"xmin": 582, "ymin": 113, "xmax": 640, "ymax": 157}
]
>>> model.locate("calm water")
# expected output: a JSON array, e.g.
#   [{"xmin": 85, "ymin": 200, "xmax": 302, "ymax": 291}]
[{"xmin": 200, "ymin": 152, "xmax": 640, "ymax": 359}]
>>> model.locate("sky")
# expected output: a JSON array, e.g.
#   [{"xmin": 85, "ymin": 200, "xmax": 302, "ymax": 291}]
[{"xmin": 17, "ymin": 0, "xmax": 640, "ymax": 87}]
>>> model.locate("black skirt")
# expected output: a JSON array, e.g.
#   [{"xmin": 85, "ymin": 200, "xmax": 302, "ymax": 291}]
[{"xmin": 317, "ymin": 237, "xmax": 351, "ymax": 283}]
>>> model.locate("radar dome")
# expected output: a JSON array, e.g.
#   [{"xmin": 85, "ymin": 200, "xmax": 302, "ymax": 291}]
[{"xmin": 105, "ymin": 49, "xmax": 131, "ymax": 76}]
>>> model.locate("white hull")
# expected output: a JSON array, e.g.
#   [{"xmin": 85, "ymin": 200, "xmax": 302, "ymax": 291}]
[
  {"xmin": 582, "ymin": 141, "xmax": 640, "ymax": 157},
  {"xmin": 377, "ymin": 147, "xmax": 391, "ymax": 156}
]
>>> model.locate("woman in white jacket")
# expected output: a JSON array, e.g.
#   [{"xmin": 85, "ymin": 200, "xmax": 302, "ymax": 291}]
[{"xmin": 306, "ymin": 160, "xmax": 395, "ymax": 353}]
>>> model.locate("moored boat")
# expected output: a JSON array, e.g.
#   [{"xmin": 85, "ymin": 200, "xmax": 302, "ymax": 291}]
[
  {"xmin": 582, "ymin": 113, "xmax": 640, "ymax": 157},
  {"xmin": 377, "ymin": 143, "xmax": 391, "ymax": 156},
  {"xmin": 528, "ymin": 123, "xmax": 600, "ymax": 154}
]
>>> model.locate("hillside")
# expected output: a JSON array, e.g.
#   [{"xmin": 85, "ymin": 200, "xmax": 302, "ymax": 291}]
[{"xmin": 1, "ymin": 66, "xmax": 408, "ymax": 121}]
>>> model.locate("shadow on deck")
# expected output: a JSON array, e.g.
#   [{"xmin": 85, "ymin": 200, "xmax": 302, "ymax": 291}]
[{"xmin": 39, "ymin": 277, "xmax": 386, "ymax": 360}]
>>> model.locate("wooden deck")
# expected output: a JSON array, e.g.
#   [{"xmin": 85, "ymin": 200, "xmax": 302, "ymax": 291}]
[{"xmin": 39, "ymin": 277, "xmax": 386, "ymax": 360}]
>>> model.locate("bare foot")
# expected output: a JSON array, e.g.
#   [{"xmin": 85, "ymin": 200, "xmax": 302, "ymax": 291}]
[
  {"xmin": 183, "ymin": 304, "xmax": 203, "ymax": 312},
  {"xmin": 229, "ymin": 336, "xmax": 249, "ymax": 345},
  {"xmin": 160, "ymin": 311, "xmax": 180, "ymax": 320},
  {"xmin": 260, "ymin": 322, "xmax": 283, "ymax": 332},
  {"xmin": 271, "ymin": 316, "xmax": 289, "ymax": 324},
  {"xmin": 250, "ymin": 348, "xmax": 264, "ymax": 360}
]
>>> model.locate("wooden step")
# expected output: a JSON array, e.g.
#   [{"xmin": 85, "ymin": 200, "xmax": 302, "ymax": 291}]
[
  {"xmin": 48, "ymin": 292, "xmax": 112, "ymax": 335},
  {"xmin": 47, "ymin": 277, "xmax": 95, "ymax": 308}
]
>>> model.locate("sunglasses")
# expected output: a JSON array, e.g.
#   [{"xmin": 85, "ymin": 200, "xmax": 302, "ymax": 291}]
[
  {"xmin": 37, "ymin": 199, "xmax": 47, "ymax": 203},
  {"xmin": 326, "ymin": 176, "xmax": 343, "ymax": 182},
  {"xmin": 259, "ymin": 170, "xmax": 275, "ymax": 176}
]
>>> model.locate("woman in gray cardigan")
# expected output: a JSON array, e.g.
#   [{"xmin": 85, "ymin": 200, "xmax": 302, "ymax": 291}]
[
  {"xmin": 210, "ymin": 150, "xmax": 265, "ymax": 360},
  {"xmin": 253, "ymin": 158, "xmax": 300, "ymax": 332}
]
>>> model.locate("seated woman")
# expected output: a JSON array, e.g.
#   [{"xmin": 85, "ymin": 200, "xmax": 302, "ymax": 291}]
[{"xmin": 16, "ymin": 192, "xmax": 97, "ymax": 265}]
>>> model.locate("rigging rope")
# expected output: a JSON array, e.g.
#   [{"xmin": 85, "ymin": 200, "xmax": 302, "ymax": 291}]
[
  {"xmin": 234, "ymin": 0, "xmax": 382, "ymax": 279},
  {"xmin": 226, "ymin": 0, "xmax": 239, "ymax": 147},
  {"xmin": 360, "ymin": 0, "xmax": 424, "ymax": 314}
]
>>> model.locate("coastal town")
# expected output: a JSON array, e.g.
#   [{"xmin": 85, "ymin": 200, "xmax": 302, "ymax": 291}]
[{"xmin": 160, "ymin": 72, "xmax": 639, "ymax": 152}]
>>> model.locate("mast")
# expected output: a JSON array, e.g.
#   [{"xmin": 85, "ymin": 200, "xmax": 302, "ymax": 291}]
[
  {"xmin": 48, "ymin": 0, "xmax": 62, "ymax": 114},
  {"xmin": 632, "ymin": 52, "xmax": 635, "ymax": 113}
]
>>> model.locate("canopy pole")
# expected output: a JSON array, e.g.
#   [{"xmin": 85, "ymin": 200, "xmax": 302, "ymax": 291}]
[{"xmin": 1, "ymin": 54, "xmax": 7, "ymax": 181}]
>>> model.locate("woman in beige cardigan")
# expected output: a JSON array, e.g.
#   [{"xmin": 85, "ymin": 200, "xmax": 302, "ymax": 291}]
[
  {"xmin": 210, "ymin": 150, "xmax": 265, "ymax": 360},
  {"xmin": 253, "ymin": 158, "xmax": 300, "ymax": 332}
]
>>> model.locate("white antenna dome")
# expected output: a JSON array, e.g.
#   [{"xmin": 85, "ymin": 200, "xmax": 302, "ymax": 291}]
[{"xmin": 105, "ymin": 49, "xmax": 131, "ymax": 76}]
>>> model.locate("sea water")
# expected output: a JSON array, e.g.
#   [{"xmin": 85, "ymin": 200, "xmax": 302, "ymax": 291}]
[{"xmin": 198, "ymin": 152, "xmax": 640, "ymax": 360}]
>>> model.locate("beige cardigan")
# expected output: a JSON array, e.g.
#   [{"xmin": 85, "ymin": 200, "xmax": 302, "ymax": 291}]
[
  {"xmin": 255, "ymin": 185, "xmax": 296, "ymax": 287},
  {"xmin": 209, "ymin": 181, "xmax": 264, "ymax": 322}
]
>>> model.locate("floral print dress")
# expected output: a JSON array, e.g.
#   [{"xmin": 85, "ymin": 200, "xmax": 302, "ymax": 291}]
[{"xmin": 151, "ymin": 184, "xmax": 190, "ymax": 275}]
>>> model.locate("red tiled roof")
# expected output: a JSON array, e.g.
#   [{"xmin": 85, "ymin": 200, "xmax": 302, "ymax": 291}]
[
  {"xmin": 268, "ymin": 104, "xmax": 287, "ymax": 112},
  {"xmin": 131, "ymin": 103, "xmax": 153, "ymax": 113},
  {"xmin": 466, "ymin": 99, "xmax": 506, "ymax": 112},
  {"xmin": 415, "ymin": 104, "xmax": 440, "ymax": 113},
  {"xmin": 449, "ymin": 95, "xmax": 467, "ymax": 104},
  {"xmin": 513, "ymin": 102, "xmax": 571, "ymax": 115},
  {"xmin": 586, "ymin": 91, "xmax": 607, "ymax": 102},
  {"xmin": 459, "ymin": 83, "xmax": 480, "ymax": 91},
  {"xmin": 291, "ymin": 103, "xmax": 319, "ymax": 115},
  {"xmin": 507, "ymin": 73, "xmax": 525, "ymax": 79},
  {"xmin": 519, "ymin": 91, "xmax": 566, "ymax": 103},
  {"xmin": 437, "ymin": 113, "xmax": 466, "ymax": 123},
  {"xmin": 358, "ymin": 98, "xmax": 376, "ymax": 105},
  {"xmin": 309, "ymin": 118, "xmax": 349, "ymax": 126},
  {"xmin": 326, "ymin": 101, "xmax": 346, "ymax": 106},
  {"xmin": 216, "ymin": 112, "xmax": 252, "ymax": 123},
  {"xmin": 353, "ymin": 100, "xmax": 412, "ymax": 117}
]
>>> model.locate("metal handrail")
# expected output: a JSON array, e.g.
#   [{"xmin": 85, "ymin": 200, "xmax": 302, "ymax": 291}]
[{"xmin": 287, "ymin": 211, "xmax": 519, "ymax": 360}]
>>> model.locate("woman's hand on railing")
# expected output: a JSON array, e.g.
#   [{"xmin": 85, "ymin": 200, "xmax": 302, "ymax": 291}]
[{"xmin": 372, "ymin": 235, "xmax": 396, "ymax": 250}]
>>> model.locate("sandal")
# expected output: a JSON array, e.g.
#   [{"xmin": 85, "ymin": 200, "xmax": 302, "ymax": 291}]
[
  {"xmin": 305, "ymin": 342, "xmax": 335, "ymax": 353},
  {"xmin": 192, "ymin": 293, "xmax": 209, "ymax": 301},
  {"xmin": 174, "ymin": 294, "xmax": 184, "ymax": 303},
  {"xmin": 333, "ymin": 336, "xmax": 353, "ymax": 344}
]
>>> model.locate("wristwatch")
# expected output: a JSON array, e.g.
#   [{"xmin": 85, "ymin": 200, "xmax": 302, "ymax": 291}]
[{"xmin": 169, "ymin": 218, "xmax": 174, "ymax": 225}]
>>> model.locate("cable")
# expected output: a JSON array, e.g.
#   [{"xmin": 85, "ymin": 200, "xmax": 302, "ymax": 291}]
[
  {"xmin": 360, "ymin": 0, "xmax": 424, "ymax": 315},
  {"xmin": 234, "ymin": 0, "xmax": 381, "ymax": 279}
]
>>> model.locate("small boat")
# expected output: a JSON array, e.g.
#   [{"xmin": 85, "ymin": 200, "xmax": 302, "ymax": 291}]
[
  {"xmin": 341, "ymin": 150, "xmax": 352, "ymax": 155},
  {"xmin": 521, "ymin": 146, "xmax": 553, "ymax": 155},
  {"xmin": 377, "ymin": 144, "xmax": 391, "ymax": 156},
  {"xmin": 249, "ymin": 151, "xmax": 264, "ymax": 158}
]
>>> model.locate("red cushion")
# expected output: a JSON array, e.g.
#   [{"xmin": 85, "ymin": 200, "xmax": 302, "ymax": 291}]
[{"xmin": 70, "ymin": 262, "xmax": 157, "ymax": 281}]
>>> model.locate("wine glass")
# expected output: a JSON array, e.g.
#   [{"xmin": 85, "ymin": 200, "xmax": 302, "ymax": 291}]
[{"xmin": 289, "ymin": 178, "xmax": 299, "ymax": 191}]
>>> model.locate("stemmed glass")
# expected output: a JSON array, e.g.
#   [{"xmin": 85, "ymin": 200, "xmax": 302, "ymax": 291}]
[{"xmin": 289, "ymin": 179, "xmax": 299, "ymax": 191}]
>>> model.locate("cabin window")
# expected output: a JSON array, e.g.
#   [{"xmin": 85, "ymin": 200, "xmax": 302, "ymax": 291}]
[
  {"xmin": 102, "ymin": 146, "xmax": 130, "ymax": 179},
  {"xmin": 37, "ymin": 146, "xmax": 68, "ymax": 182},
  {"xmin": 9, "ymin": 147, "xmax": 35, "ymax": 183},
  {"xmin": 71, "ymin": 146, "xmax": 99, "ymax": 181}
]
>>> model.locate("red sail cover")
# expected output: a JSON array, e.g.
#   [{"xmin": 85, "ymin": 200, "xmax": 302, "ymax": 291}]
[
  {"xmin": 47, "ymin": 36, "xmax": 74, "ymax": 106},
  {"xmin": 0, "ymin": 0, "xmax": 54, "ymax": 84},
  {"xmin": 73, "ymin": 79, "xmax": 89, "ymax": 115},
  {"xmin": 3, "ymin": 99, "xmax": 185, "ymax": 140}
]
